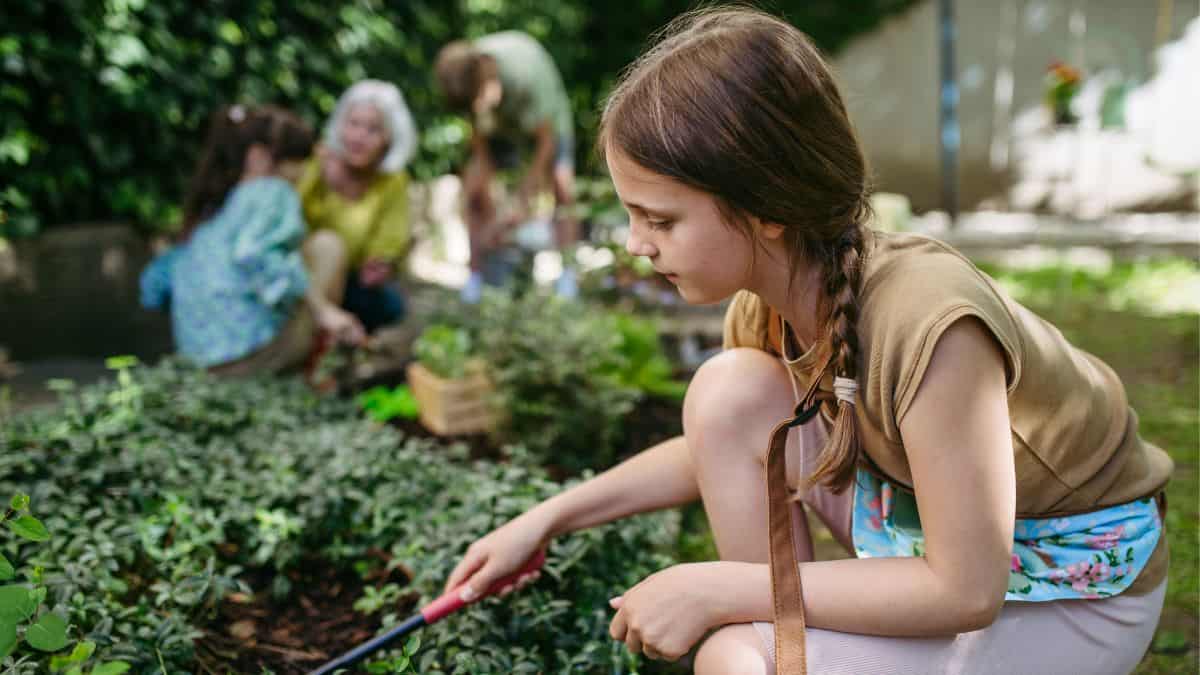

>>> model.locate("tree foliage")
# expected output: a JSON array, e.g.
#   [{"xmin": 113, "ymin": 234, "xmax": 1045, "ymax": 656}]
[{"xmin": 0, "ymin": 0, "xmax": 917, "ymax": 237}]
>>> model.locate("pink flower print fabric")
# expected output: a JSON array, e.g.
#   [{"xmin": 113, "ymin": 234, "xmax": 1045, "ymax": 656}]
[{"xmin": 851, "ymin": 470, "xmax": 1162, "ymax": 602}]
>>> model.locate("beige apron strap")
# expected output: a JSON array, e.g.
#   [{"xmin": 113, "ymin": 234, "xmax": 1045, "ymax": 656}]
[
  {"xmin": 766, "ymin": 416, "xmax": 807, "ymax": 674},
  {"xmin": 765, "ymin": 352, "xmax": 832, "ymax": 674}
]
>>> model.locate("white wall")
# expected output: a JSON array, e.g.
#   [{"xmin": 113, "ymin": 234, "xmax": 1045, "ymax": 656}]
[{"xmin": 831, "ymin": 0, "xmax": 1199, "ymax": 211}]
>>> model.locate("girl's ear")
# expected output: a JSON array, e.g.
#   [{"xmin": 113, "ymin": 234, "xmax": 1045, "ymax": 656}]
[{"xmin": 755, "ymin": 216, "xmax": 785, "ymax": 240}]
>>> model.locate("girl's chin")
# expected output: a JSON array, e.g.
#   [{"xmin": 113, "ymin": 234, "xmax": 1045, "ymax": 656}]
[{"xmin": 675, "ymin": 284, "xmax": 729, "ymax": 306}]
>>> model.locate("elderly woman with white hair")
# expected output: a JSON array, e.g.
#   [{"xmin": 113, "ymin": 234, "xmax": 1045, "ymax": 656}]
[{"xmin": 298, "ymin": 79, "xmax": 419, "ymax": 333}]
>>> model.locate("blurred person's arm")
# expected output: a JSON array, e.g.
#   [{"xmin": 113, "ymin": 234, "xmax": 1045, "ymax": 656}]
[
  {"xmin": 361, "ymin": 172, "xmax": 412, "ymax": 286},
  {"xmin": 231, "ymin": 180, "xmax": 310, "ymax": 308},
  {"xmin": 515, "ymin": 120, "xmax": 555, "ymax": 224},
  {"xmin": 139, "ymin": 247, "xmax": 178, "ymax": 311}
]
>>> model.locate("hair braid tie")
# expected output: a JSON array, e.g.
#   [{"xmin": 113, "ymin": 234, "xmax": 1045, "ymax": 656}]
[{"xmin": 833, "ymin": 376, "xmax": 857, "ymax": 405}]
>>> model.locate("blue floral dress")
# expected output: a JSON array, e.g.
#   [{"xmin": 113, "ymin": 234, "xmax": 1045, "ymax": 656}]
[{"xmin": 140, "ymin": 178, "xmax": 310, "ymax": 367}]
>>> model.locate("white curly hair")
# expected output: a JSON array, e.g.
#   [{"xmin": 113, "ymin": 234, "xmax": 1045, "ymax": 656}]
[{"xmin": 323, "ymin": 79, "xmax": 418, "ymax": 174}]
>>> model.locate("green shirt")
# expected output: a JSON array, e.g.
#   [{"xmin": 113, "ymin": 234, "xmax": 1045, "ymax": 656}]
[{"xmin": 475, "ymin": 31, "xmax": 573, "ymax": 140}]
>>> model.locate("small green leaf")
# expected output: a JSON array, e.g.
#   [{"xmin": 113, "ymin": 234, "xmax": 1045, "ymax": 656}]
[
  {"xmin": 404, "ymin": 635, "xmax": 420, "ymax": 655},
  {"xmin": 90, "ymin": 662, "xmax": 132, "ymax": 675},
  {"xmin": 0, "ymin": 617, "xmax": 17, "ymax": 659},
  {"xmin": 8, "ymin": 515, "xmax": 50, "ymax": 541},
  {"xmin": 45, "ymin": 379, "xmax": 76, "ymax": 393},
  {"xmin": 66, "ymin": 639, "xmax": 96, "ymax": 664},
  {"xmin": 25, "ymin": 612, "xmax": 69, "ymax": 651},
  {"xmin": 0, "ymin": 552, "xmax": 14, "ymax": 580},
  {"xmin": 10, "ymin": 493, "xmax": 29, "ymax": 511},
  {"xmin": 0, "ymin": 584, "xmax": 37, "ymax": 621},
  {"xmin": 104, "ymin": 355, "xmax": 139, "ymax": 370}
]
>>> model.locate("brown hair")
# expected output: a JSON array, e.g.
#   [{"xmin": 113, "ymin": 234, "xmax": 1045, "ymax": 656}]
[
  {"xmin": 181, "ymin": 104, "xmax": 314, "ymax": 232},
  {"xmin": 434, "ymin": 40, "xmax": 485, "ymax": 114},
  {"xmin": 599, "ymin": 6, "xmax": 872, "ymax": 492}
]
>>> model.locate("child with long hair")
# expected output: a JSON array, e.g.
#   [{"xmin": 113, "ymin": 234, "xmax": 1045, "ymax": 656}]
[
  {"xmin": 442, "ymin": 8, "xmax": 1170, "ymax": 674},
  {"xmin": 141, "ymin": 104, "xmax": 364, "ymax": 374}
]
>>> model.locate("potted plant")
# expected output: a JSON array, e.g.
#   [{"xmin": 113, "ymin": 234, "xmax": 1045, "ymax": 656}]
[
  {"xmin": 1045, "ymin": 61, "xmax": 1083, "ymax": 126},
  {"xmin": 405, "ymin": 324, "xmax": 493, "ymax": 435}
]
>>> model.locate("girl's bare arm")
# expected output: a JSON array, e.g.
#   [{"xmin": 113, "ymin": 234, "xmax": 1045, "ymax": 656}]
[{"xmin": 714, "ymin": 317, "xmax": 1015, "ymax": 636}]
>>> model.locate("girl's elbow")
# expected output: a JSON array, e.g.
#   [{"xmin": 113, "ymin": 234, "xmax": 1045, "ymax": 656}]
[{"xmin": 957, "ymin": 586, "xmax": 1006, "ymax": 632}]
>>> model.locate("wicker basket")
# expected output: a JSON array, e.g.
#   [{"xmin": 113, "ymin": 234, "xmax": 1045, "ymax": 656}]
[{"xmin": 406, "ymin": 360, "xmax": 494, "ymax": 436}]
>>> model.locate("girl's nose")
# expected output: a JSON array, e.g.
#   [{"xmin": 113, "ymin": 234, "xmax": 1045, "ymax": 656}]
[{"xmin": 625, "ymin": 223, "xmax": 657, "ymax": 258}]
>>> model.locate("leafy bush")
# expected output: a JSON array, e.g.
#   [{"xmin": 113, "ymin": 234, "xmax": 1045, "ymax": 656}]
[
  {"xmin": 471, "ymin": 291, "xmax": 641, "ymax": 473},
  {"xmin": 0, "ymin": 359, "xmax": 679, "ymax": 673},
  {"xmin": 2, "ymin": 1, "xmax": 919, "ymax": 237},
  {"xmin": 606, "ymin": 314, "xmax": 688, "ymax": 403}
]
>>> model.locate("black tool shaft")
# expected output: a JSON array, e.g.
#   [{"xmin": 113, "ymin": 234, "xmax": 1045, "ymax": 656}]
[{"xmin": 309, "ymin": 612, "xmax": 426, "ymax": 675}]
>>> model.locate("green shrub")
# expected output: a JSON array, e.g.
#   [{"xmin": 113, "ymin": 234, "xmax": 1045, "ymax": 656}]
[
  {"xmin": 473, "ymin": 291, "xmax": 641, "ymax": 474},
  {"xmin": 0, "ymin": 360, "xmax": 679, "ymax": 673},
  {"xmin": 2, "ymin": 2, "xmax": 919, "ymax": 237},
  {"xmin": 606, "ymin": 313, "xmax": 688, "ymax": 403}
]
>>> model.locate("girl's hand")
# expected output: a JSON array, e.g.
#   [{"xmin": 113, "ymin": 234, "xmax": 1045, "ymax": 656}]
[
  {"xmin": 444, "ymin": 511, "xmax": 552, "ymax": 602},
  {"xmin": 608, "ymin": 563, "xmax": 728, "ymax": 662},
  {"xmin": 314, "ymin": 303, "xmax": 366, "ymax": 346},
  {"xmin": 358, "ymin": 259, "xmax": 393, "ymax": 287}
]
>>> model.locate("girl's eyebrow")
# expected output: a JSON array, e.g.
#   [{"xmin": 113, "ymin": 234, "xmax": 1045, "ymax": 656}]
[{"xmin": 623, "ymin": 201, "xmax": 674, "ymax": 217}]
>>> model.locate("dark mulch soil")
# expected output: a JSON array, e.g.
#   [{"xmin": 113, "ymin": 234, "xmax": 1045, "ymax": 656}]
[{"xmin": 197, "ymin": 554, "xmax": 414, "ymax": 674}]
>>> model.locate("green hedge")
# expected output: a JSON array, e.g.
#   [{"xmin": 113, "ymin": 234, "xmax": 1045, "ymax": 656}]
[
  {"xmin": 0, "ymin": 0, "xmax": 918, "ymax": 238},
  {"xmin": 0, "ymin": 360, "xmax": 679, "ymax": 673}
]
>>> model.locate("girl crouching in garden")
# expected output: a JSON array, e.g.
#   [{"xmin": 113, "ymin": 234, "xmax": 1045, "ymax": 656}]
[
  {"xmin": 141, "ymin": 104, "xmax": 365, "ymax": 375},
  {"xmin": 445, "ymin": 8, "xmax": 1171, "ymax": 674}
]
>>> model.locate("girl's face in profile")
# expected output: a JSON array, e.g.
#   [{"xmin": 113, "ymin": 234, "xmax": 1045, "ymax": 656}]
[
  {"xmin": 340, "ymin": 103, "xmax": 390, "ymax": 171},
  {"xmin": 606, "ymin": 146, "xmax": 757, "ymax": 305}
]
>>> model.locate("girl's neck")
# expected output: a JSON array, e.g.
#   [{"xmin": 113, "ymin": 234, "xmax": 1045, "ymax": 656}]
[{"xmin": 748, "ymin": 245, "xmax": 826, "ymax": 350}]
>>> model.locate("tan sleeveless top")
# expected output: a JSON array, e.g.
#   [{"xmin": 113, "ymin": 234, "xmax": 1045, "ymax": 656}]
[{"xmin": 724, "ymin": 230, "xmax": 1171, "ymax": 596}]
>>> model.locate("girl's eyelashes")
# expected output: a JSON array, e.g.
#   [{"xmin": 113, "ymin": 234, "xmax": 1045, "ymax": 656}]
[{"xmin": 645, "ymin": 217, "xmax": 673, "ymax": 231}]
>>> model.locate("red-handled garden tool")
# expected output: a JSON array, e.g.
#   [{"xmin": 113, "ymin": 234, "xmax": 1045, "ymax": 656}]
[{"xmin": 308, "ymin": 550, "xmax": 547, "ymax": 675}]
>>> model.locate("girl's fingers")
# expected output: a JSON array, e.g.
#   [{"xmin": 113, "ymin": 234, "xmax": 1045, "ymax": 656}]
[
  {"xmin": 625, "ymin": 629, "xmax": 643, "ymax": 655},
  {"xmin": 608, "ymin": 607, "xmax": 628, "ymax": 642},
  {"xmin": 445, "ymin": 548, "xmax": 485, "ymax": 594}
]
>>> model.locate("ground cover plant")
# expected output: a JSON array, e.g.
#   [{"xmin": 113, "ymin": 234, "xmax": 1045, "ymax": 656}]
[{"xmin": 0, "ymin": 358, "xmax": 681, "ymax": 674}]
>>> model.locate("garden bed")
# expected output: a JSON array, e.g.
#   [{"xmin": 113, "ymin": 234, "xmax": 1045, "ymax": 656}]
[{"xmin": 0, "ymin": 360, "xmax": 682, "ymax": 674}]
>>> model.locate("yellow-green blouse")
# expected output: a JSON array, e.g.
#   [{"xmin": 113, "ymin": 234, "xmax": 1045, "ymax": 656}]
[{"xmin": 297, "ymin": 157, "xmax": 411, "ymax": 268}]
